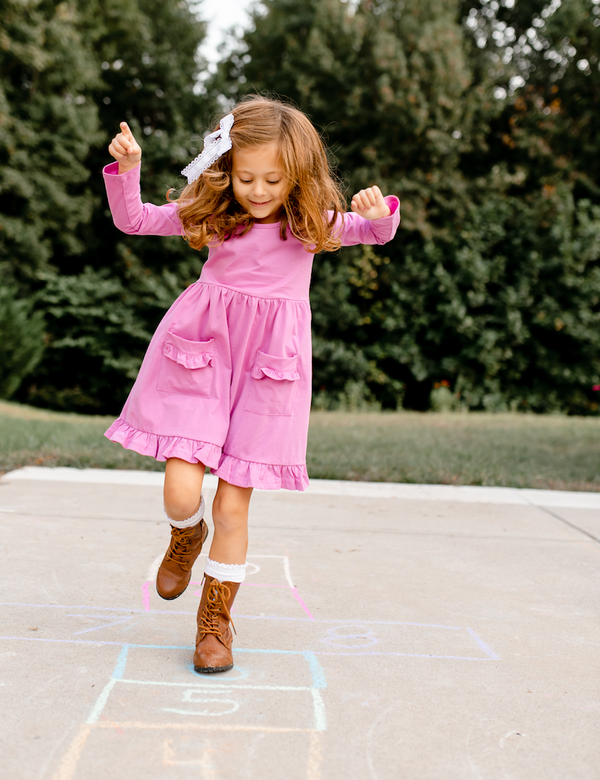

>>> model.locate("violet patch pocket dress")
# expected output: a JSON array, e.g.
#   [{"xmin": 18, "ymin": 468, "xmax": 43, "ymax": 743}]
[{"xmin": 102, "ymin": 162, "xmax": 401, "ymax": 491}]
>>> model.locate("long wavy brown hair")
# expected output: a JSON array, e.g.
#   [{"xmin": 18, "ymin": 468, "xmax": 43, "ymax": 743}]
[{"xmin": 174, "ymin": 96, "xmax": 346, "ymax": 253}]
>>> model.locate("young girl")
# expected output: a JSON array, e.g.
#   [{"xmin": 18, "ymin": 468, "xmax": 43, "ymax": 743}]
[{"xmin": 104, "ymin": 95, "xmax": 400, "ymax": 674}]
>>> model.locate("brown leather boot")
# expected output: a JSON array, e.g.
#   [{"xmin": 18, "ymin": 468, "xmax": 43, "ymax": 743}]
[
  {"xmin": 193, "ymin": 576, "xmax": 240, "ymax": 674},
  {"xmin": 156, "ymin": 520, "xmax": 209, "ymax": 600}
]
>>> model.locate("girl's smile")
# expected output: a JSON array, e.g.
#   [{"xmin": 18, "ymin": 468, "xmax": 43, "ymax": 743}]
[{"xmin": 232, "ymin": 144, "xmax": 286, "ymax": 223}]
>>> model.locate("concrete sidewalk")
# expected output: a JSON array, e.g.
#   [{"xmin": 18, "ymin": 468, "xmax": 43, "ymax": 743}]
[{"xmin": 1, "ymin": 467, "xmax": 599, "ymax": 780}]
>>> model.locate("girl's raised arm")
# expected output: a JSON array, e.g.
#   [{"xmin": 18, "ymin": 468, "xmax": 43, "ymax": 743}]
[
  {"xmin": 108, "ymin": 122, "xmax": 142, "ymax": 175},
  {"xmin": 104, "ymin": 123, "xmax": 182, "ymax": 237}
]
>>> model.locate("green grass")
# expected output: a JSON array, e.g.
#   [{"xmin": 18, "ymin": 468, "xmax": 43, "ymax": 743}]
[
  {"xmin": 307, "ymin": 411, "xmax": 600, "ymax": 491},
  {"xmin": 0, "ymin": 401, "xmax": 162, "ymax": 473},
  {"xmin": 1, "ymin": 401, "xmax": 599, "ymax": 491}
]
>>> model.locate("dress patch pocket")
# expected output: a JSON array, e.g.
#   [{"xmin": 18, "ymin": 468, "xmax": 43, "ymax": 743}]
[
  {"xmin": 157, "ymin": 331, "xmax": 215, "ymax": 398},
  {"xmin": 245, "ymin": 351, "xmax": 300, "ymax": 416}
]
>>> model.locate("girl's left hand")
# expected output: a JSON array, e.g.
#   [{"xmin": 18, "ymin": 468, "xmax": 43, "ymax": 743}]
[{"xmin": 351, "ymin": 186, "xmax": 391, "ymax": 220}]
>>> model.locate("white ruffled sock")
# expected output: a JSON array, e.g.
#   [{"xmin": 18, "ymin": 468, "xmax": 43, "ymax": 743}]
[
  {"xmin": 164, "ymin": 494, "xmax": 205, "ymax": 529},
  {"xmin": 205, "ymin": 557, "xmax": 247, "ymax": 583}
]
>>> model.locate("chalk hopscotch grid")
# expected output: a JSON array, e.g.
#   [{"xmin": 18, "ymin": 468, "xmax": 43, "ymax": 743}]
[
  {"xmin": 134, "ymin": 551, "xmax": 499, "ymax": 661},
  {"xmin": 1, "ymin": 554, "xmax": 499, "ymax": 779},
  {"xmin": 0, "ymin": 605, "xmax": 500, "ymax": 662},
  {"xmin": 45, "ymin": 555, "xmax": 328, "ymax": 780},
  {"xmin": 50, "ymin": 643, "xmax": 327, "ymax": 780}
]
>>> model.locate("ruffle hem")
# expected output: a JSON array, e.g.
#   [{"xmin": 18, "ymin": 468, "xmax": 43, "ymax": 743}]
[
  {"xmin": 105, "ymin": 418, "xmax": 310, "ymax": 491},
  {"xmin": 104, "ymin": 418, "xmax": 222, "ymax": 469},
  {"xmin": 213, "ymin": 454, "xmax": 308, "ymax": 491}
]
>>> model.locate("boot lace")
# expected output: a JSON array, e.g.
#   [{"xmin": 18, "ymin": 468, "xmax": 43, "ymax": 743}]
[
  {"xmin": 166, "ymin": 526, "xmax": 195, "ymax": 569},
  {"xmin": 198, "ymin": 580, "xmax": 236, "ymax": 638}
]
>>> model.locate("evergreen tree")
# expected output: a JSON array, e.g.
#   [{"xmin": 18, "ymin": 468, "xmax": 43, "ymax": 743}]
[
  {"xmin": 0, "ymin": 282, "xmax": 45, "ymax": 398},
  {"xmin": 458, "ymin": 0, "xmax": 600, "ymax": 412},
  {"xmin": 2, "ymin": 0, "xmax": 215, "ymax": 411},
  {"xmin": 0, "ymin": 0, "xmax": 101, "ymax": 285},
  {"xmin": 462, "ymin": 0, "xmax": 600, "ymax": 199}
]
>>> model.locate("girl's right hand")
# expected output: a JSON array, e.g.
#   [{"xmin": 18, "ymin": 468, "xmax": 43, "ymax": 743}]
[{"xmin": 108, "ymin": 122, "xmax": 142, "ymax": 174}]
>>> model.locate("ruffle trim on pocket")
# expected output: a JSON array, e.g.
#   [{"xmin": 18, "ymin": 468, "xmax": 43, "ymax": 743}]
[
  {"xmin": 163, "ymin": 342, "xmax": 214, "ymax": 370},
  {"xmin": 213, "ymin": 454, "xmax": 309, "ymax": 492},
  {"xmin": 104, "ymin": 418, "xmax": 221, "ymax": 469},
  {"xmin": 251, "ymin": 365, "xmax": 300, "ymax": 381},
  {"xmin": 250, "ymin": 350, "xmax": 299, "ymax": 382}
]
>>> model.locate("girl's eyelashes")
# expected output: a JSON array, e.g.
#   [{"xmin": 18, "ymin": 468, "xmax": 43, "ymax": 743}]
[{"xmin": 238, "ymin": 178, "xmax": 281, "ymax": 185}]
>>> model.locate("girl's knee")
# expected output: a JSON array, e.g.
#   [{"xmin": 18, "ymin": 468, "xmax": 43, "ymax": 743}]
[
  {"xmin": 163, "ymin": 458, "xmax": 205, "ymax": 521},
  {"xmin": 163, "ymin": 480, "xmax": 202, "ymax": 521}
]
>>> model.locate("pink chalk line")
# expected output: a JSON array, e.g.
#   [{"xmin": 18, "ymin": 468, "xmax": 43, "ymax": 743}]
[
  {"xmin": 290, "ymin": 587, "xmax": 314, "ymax": 620},
  {"xmin": 191, "ymin": 581, "xmax": 315, "ymax": 620},
  {"xmin": 241, "ymin": 582, "xmax": 314, "ymax": 619},
  {"xmin": 142, "ymin": 581, "xmax": 151, "ymax": 612},
  {"xmin": 143, "ymin": 579, "xmax": 314, "ymax": 620}
]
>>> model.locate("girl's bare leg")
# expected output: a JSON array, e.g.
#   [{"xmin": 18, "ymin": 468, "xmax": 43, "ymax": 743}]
[
  {"xmin": 163, "ymin": 457, "xmax": 205, "ymax": 521},
  {"xmin": 157, "ymin": 458, "xmax": 208, "ymax": 601},
  {"xmin": 209, "ymin": 479, "xmax": 253, "ymax": 564}
]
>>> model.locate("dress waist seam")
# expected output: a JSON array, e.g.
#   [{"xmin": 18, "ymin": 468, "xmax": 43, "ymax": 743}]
[{"xmin": 195, "ymin": 280, "xmax": 309, "ymax": 303}]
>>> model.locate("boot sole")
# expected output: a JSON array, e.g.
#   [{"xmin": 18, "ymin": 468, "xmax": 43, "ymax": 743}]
[
  {"xmin": 156, "ymin": 589, "xmax": 184, "ymax": 601},
  {"xmin": 155, "ymin": 521, "xmax": 209, "ymax": 601},
  {"xmin": 194, "ymin": 663, "xmax": 233, "ymax": 674}
]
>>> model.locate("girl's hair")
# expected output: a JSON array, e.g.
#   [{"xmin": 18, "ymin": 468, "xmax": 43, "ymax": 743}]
[{"xmin": 175, "ymin": 96, "xmax": 346, "ymax": 253}]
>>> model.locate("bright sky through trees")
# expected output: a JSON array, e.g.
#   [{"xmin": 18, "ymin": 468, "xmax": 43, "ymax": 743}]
[{"xmin": 199, "ymin": 0, "xmax": 255, "ymax": 67}]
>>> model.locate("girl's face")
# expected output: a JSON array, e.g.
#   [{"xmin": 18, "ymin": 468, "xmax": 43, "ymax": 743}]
[{"xmin": 231, "ymin": 144, "xmax": 286, "ymax": 223}]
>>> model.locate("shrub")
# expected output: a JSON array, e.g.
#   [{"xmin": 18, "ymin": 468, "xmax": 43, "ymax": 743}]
[{"xmin": 0, "ymin": 284, "xmax": 46, "ymax": 399}]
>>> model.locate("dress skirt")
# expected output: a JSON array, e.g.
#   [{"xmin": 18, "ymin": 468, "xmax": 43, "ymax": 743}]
[{"xmin": 105, "ymin": 280, "xmax": 311, "ymax": 491}]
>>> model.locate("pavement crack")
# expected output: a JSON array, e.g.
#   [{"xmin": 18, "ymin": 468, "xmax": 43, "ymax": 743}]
[{"xmin": 534, "ymin": 505, "xmax": 600, "ymax": 544}]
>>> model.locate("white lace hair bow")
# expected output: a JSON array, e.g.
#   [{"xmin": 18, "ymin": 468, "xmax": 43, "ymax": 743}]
[{"xmin": 181, "ymin": 112, "xmax": 235, "ymax": 184}]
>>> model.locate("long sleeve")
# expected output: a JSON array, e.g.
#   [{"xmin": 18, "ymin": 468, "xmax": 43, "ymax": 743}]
[
  {"xmin": 332, "ymin": 195, "xmax": 401, "ymax": 246},
  {"xmin": 103, "ymin": 162, "xmax": 184, "ymax": 237}
]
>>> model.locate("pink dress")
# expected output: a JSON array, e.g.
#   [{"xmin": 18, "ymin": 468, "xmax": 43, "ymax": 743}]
[{"xmin": 103, "ymin": 162, "xmax": 401, "ymax": 490}]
